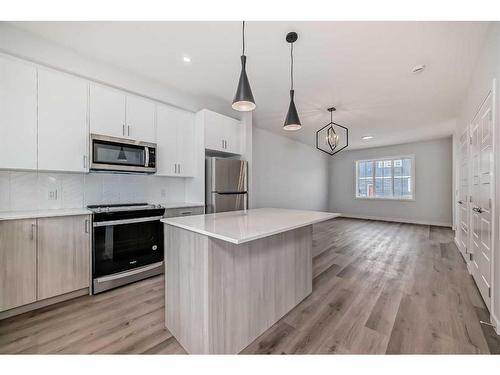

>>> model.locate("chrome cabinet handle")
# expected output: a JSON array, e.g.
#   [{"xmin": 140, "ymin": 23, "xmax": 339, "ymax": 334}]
[
  {"xmin": 222, "ymin": 140, "xmax": 224, "ymax": 149},
  {"xmin": 128, "ymin": 125, "xmax": 130, "ymax": 137},
  {"xmin": 178, "ymin": 164, "xmax": 181, "ymax": 174},
  {"xmin": 123, "ymin": 124, "xmax": 126, "ymax": 136},
  {"xmin": 180, "ymin": 211, "xmax": 192, "ymax": 215},
  {"xmin": 85, "ymin": 219, "xmax": 90, "ymax": 233},
  {"xmin": 31, "ymin": 223, "xmax": 36, "ymax": 240},
  {"xmin": 83, "ymin": 155, "xmax": 87, "ymax": 169}
]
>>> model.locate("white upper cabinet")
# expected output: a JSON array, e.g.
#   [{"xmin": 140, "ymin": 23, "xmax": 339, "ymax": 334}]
[
  {"xmin": 89, "ymin": 84, "xmax": 156, "ymax": 142},
  {"xmin": 203, "ymin": 109, "xmax": 243, "ymax": 154},
  {"xmin": 0, "ymin": 55, "xmax": 38, "ymax": 170},
  {"xmin": 126, "ymin": 95, "xmax": 156, "ymax": 143},
  {"xmin": 89, "ymin": 84, "xmax": 126, "ymax": 138},
  {"xmin": 156, "ymin": 104, "xmax": 195, "ymax": 177},
  {"xmin": 38, "ymin": 69, "xmax": 89, "ymax": 172}
]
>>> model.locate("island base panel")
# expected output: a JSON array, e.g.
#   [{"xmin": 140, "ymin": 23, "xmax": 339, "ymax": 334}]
[{"xmin": 165, "ymin": 224, "xmax": 312, "ymax": 354}]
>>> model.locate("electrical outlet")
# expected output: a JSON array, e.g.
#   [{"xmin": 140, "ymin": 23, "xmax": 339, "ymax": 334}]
[
  {"xmin": 161, "ymin": 189, "xmax": 167, "ymax": 198},
  {"xmin": 48, "ymin": 190, "xmax": 58, "ymax": 201}
]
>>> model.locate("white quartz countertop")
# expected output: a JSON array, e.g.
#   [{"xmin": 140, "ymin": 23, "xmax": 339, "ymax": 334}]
[
  {"xmin": 162, "ymin": 202, "xmax": 205, "ymax": 209},
  {"xmin": 0, "ymin": 208, "xmax": 92, "ymax": 221},
  {"xmin": 161, "ymin": 208, "xmax": 340, "ymax": 244}
]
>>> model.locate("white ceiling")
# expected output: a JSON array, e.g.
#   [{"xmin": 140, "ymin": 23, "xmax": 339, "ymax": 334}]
[{"xmin": 10, "ymin": 21, "xmax": 489, "ymax": 149}]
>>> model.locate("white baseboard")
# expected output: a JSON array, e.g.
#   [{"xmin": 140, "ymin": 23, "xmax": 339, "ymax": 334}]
[{"xmin": 339, "ymin": 213, "xmax": 452, "ymax": 227}]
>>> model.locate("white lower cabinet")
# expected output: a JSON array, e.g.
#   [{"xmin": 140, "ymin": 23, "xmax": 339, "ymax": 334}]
[
  {"xmin": 0, "ymin": 55, "xmax": 38, "ymax": 170},
  {"xmin": 38, "ymin": 69, "xmax": 89, "ymax": 172},
  {"xmin": 0, "ymin": 215, "xmax": 91, "ymax": 313},
  {"xmin": 156, "ymin": 104, "xmax": 195, "ymax": 177}
]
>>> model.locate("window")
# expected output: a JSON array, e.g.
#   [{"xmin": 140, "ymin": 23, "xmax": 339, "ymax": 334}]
[{"xmin": 356, "ymin": 156, "xmax": 414, "ymax": 200}]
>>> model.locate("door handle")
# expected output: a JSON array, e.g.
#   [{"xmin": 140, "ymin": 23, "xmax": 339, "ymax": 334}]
[
  {"xmin": 472, "ymin": 206, "xmax": 484, "ymax": 213},
  {"xmin": 31, "ymin": 223, "xmax": 36, "ymax": 240},
  {"xmin": 178, "ymin": 164, "xmax": 181, "ymax": 174},
  {"xmin": 85, "ymin": 219, "xmax": 90, "ymax": 233}
]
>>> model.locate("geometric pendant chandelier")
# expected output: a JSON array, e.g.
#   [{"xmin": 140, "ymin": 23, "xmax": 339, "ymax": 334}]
[{"xmin": 316, "ymin": 107, "xmax": 349, "ymax": 156}]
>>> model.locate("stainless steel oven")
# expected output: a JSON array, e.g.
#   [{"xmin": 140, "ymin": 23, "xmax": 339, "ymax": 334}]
[
  {"xmin": 90, "ymin": 134, "xmax": 157, "ymax": 173},
  {"xmin": 89, "ymin": 203, "xmax": 165, "ymax": 294}
]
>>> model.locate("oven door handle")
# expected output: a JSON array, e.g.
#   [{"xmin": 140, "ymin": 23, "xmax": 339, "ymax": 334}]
[
  {"xmin": 95, "ymin": 262, "xmax": 164, "ymax": 283},
  {"xmin": 93, "ymin": 216, "xmax": 163, "ymax": 227},
  {"xmin": 145, "ymin": 146, "xmax": 150, "ymax": 167}
]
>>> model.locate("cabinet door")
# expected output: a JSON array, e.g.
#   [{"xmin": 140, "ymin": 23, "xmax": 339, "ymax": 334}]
[
  {"xmin": 0, "ymin": 56, "xmax": 37, "ymax": 170},
  {"xmin": 0, "ymin": 219, "xmax": 37, "ymax": 312},
  {"xmin": 126, "ymin": 95, "xmax": 156, "ymax": 142},
  {"xmin": 89, "ymin": 84, "xmax": 126, "ymax": 138},
  {"xmin": 204, "ymin": 110, "xmax": 225, "ymax": 152},
  {"xmin": 156, "ymin": 104, "xmax": 179, "ymax": 176},
  {"xmin": 38, "ymin": 69, "xmax": 89, "ymax": 172},
  {"xmin": 203, "ymin": 109, "xmax": 242, "ymax": 154},
  {"xmin": 177, "ymin": 111, "xmax": 195, "ymax": 177},
  {"xmin": 224, "ymin": 118, "xmax": 243, "ymax": 155},
  {"xmin": 37, "ymin": 215, "xmax": 90, "ymax": 300}
]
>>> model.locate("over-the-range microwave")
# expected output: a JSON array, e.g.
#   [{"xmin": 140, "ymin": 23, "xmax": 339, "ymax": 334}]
[{"xmin": 90, "ymin": 134, "xmax": 157, "ymax": 174}]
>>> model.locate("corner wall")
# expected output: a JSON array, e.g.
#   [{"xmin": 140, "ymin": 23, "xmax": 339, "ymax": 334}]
[
  {"xmin": 252, "ymin": 127, "xmax": 329, "ymax": 211},
  {"xmin": 328, "ymin": 137, "xmax": 453, "ymax": 226}
]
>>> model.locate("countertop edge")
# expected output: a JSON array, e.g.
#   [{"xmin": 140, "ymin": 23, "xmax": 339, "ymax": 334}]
[
  {"xmin": 161, "ymin": 213, "xmax": 340, "ymax": 244},
  {"xmin": 0, "ymin": 209, "xmax": 93, "ymax": 221}
]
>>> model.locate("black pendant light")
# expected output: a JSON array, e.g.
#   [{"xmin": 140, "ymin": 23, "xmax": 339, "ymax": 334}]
[
  {"xmin": 316, "ymin": 107, "xmax": 349, "ymax": 156},
  {"xmin": 232, "ymin": 21, "xmax": 256, "ymax": 112},
  {"xmin": 283, "ymin": 32, "xmax": 301, "ymax": 131}
]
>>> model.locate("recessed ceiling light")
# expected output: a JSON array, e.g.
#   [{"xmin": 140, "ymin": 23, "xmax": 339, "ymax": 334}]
[
  {"xmin": 412, "ymin": 64, "xmax": 426, "ymax": 73},
  {"xmin": 362, "ymin": 135, "xmax": 374, "ymax": 140},
  {"xmin": 182, "ymin": 56, "xmax": 191, "ymax": 63}
]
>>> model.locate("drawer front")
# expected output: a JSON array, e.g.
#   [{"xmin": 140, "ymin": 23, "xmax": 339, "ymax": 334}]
[{"xmin": 164, "ymin": 206, "xmax": 205, "ymax": 218}]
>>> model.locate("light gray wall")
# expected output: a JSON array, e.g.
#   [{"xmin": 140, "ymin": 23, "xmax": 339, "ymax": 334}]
[
  {"xmin": 453, "ymin": 22, "xmax": 500, "ymax": 331},
  {"xmin": 252, "ymin": 127, "xmax": 329, "ymax": 211},
  {"xmin": 328, "ymin": 137, "xmax": 453, "ymax": 226}
]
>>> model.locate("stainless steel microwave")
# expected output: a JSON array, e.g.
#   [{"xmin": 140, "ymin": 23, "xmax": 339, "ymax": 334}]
[{"xmin": 90, "ymin": 134, "xmax": 157, "ymax": 173}]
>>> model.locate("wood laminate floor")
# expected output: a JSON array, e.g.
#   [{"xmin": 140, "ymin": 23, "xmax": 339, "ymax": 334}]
[{"xmin": 1, "ymin": 218, "xmax": 499, "ymax": 354}]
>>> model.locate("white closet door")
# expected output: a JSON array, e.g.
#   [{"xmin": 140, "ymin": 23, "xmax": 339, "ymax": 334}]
[
  {"xmin": 470, "ymin": 91, "xmax": 493, "ymax": 310},
  {"xmin": 38, "ymin": 69, "xmax": 89, "ymax": 172},
  {"xmin": 0, "ymin": 56, "xmax": 37, "ymax": 170},
  {"xmin": 126, "ymin": 95, "xmax": 156, "ymax": 143},
  {"xmin": 89, "ymin": 84, "xmax": 126, "ymax": 138},
  {"xmin": 457, "ymin": 129, "xmax": 469, "ymax": 260}
]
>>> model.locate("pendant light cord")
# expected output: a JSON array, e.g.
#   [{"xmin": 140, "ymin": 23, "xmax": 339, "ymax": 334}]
[
  {"xmin": 242, "ymin": 21, "xmax": 245, "ymax": 56},
  {"xmin": 290, "ymin": 42, "xmax": 294, "ymax": 90}
]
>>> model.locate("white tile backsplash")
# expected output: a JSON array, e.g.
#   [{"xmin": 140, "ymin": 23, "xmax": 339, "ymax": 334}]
[
  {"xmin": 61, "ymin": 174, "xmax": 85, "ymax": 208},
  {"xmin": 0, "ymin": 171, "xmax": 187, "ymax": 211},
  {"xmin": 10, "ymin": 172, "xmax": 38, "ymax": 211},
  {"xmin": 0, "ymin": 171, "xmax": 11, "ymax": 211}
]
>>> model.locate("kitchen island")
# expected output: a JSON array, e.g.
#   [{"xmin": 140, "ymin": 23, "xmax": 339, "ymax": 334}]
[{"xmin": 161, "ymin": 208, "xmax": 339, "ymax": 354}]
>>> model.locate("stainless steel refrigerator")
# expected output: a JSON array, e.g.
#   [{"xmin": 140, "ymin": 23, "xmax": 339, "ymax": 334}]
[{"xmin": 205, "ymin": 157, "xmax": 248, "ymax": 213}]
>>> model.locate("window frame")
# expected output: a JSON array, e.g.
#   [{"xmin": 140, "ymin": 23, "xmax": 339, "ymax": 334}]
[{"xmin": 355, "ymin": 154, "xmax": 415, "ymax": 201}]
